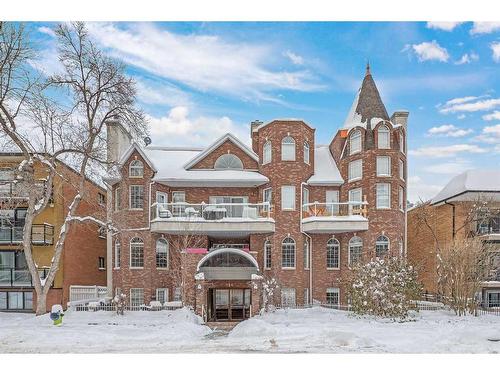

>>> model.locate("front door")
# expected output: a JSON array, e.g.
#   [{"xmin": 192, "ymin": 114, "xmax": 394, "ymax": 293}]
[{"xmin": 210, "ymin": 288, "xmax": 251, "ymax": 321}]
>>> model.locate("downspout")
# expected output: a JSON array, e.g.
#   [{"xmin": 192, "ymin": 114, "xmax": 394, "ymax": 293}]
[
  {"xmin": 445, "ymin": 201, "xmax": 456, "ymax": 239},
  {"xmin": 300, "ymin": 182, "xmax": 313, "ymax": 305},
  {"xmin": 148, "ymin": 180, "xmax": 155, "ymax": 230},
  {"xmin": 105, "ymin": 182, "xmax": 113, "ymax": 298}
]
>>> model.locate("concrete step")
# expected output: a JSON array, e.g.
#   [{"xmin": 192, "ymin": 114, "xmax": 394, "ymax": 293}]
[{"xmin": 205, "ymin": 321, "xmax": 241, "ymax": 332}]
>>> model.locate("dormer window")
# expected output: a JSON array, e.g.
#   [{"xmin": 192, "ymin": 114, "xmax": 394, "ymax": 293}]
[
  {"xmin": 129, "ymin": 160, "xmax": 144, "ymax": 178},
  {"xmin": 214, "ymin": 154, "xmax": 243, "ymax": 169},
  {"xmin": 281, "ymin": 136, "xmax": 296, "ymax": 161},
  {"xmin": 263, "ymin": 141, "xmax": 272, "ymax": 165},
  {"xmin": 377, "ymin": 125, "xmax": 390, "ymax": 149},
  {"xmin": 303, "ymin": 141, "xmax": 310, "ymax": 165},
  {"xmin": 349, "ymin": 130, "xmax": 361, "ymax": 155}
]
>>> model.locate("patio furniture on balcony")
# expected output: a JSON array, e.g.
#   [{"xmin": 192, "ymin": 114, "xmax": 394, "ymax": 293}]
[{"xmin": 301, "ymin": 201, "xmax": 369, "ymax": 233}]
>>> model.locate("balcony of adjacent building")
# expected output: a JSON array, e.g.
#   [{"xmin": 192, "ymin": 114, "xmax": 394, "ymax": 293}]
[
  {"xmin": 0, "ymin": 267, "xmax": 50, "ymax": 287},
  {"xmin": 0, "ymin": 224, "xmax": 54, "ymax": 246},
  {"xmin": 150, "ymin": 202, "xmax": 275, "ymax": 237},
  {"xmin": 301, "ymin": 201, "xmax": 369, "ymax": 234},
  {"xmin": 0, "ymin": 180, "xmax": 49, "ymax": 201},
  {"xmin": 476, "ymin": 215, "xmax": 500, "ymax": 241}
]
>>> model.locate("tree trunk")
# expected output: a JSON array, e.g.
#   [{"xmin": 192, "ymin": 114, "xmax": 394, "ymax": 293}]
[{"xmin": 35, "ymin": 291, "xmax": 47, "ymax": 315}]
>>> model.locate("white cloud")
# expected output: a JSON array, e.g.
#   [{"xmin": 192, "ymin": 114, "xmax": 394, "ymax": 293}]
[
  {"xmin": 408, "ymin": 175, "xmax": 443, "ymax": 203},
  {"xmin": 423, "ymin": 160, "xmax": 473, "ymax": 175},
  {"xmin": 427, "ymin": 124, "xmax": 473, "ymax": 137},
  {"xmin": 439, "ymin": 96, "xmax": 500, "ymax": 113},
  {"xmin": 283, "ymin": 50, "xmax": 304, "ymax": 65},
  {"xmin": 146, "ymin": 106, "xmax": 249, "ymax": 147},
  {"xmin": 38, "ymin": 26, "xmax": 56, "ymax": 38},
  {"xmin": 474, "ymin": 124, "xmax": 500, "ymax": 144},
  {"xmin": 406, "ymin": 41, "xmax": 449, "ymax": 62},
  {"xmin": 409, "ymin": 144, "xmax": 487, "ymax": 158},
  {"xmin": 457, "ymin": 114, "xmax": 466, "ymax": 119},
  {"xmin": 482, "ymin": 111, "xmax": 500, "ymax": 121},
  {"xmin": 454, "ymin": 53, "xmax": 479, "ymax": 65},
  {"xmin": 491, "ymin": 42, "xmax": 500, "ymax": 63},
  {"xmin": 85, "ymin": 22, "xmax": 323, "ymax": 102},
  {"xmin": 426, "ymin": 22, "xmax": 463, "ymax": 31},
  {"xmin": 470, "ymin": 22, "xmax": 500, "ymax": 35},
  {"xmin": 135, "ymin": 79, "xmax": 192, "ymax": 108}
]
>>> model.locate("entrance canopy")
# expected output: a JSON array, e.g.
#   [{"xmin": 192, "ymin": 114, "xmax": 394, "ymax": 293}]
[{"xmin": 196, "ymin": 248, "xmax": 259, "ymax": 272}]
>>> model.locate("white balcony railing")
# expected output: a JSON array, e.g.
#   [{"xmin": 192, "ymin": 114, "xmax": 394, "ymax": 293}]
[{"xmin": 302, "ymin": 201, "xmax": 368, "ymax": 220}]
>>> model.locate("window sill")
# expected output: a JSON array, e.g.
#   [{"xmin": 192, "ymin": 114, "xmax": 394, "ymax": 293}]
[
  {"xmin": 281, "ymin": 208, "xmax": 296, "ymax": 212},
  {"xmin": 264, "ymin": 267, "xmax": 271, "ymax": 271},
  {"xmin": 327, "ymin": 267, "xmax": 340, "ymax": 271},
  {"xmin": 130, "ymin": 267, "xmax": 144, "ymax": 270},
  {"xmin": 128, "ymin": 208, "xmax": 144, "ymax": 211},
  {"xmin": 376, "ymin": 174, "xmax": 391, "ymax": 178},
  {"xmin": 98, "ymin": 268, "xmax": 106, "ymax": 271},
  {"xmin": 128, "ymin": 176, "xmax": 143, "ymax": 179},
  {"xmin": 156, "ymin": 267, "xmax": 169, "ymax": 270},
  {"xmin": 113, "ymin": 267, "xmax": 120, "ymax": 270},
  {"xmin": 348, "ymin": 177, "xmax": 362, "ymax": 183},
  {"xmin": 376, "ymin": 207, "xmax": 391, "ymax": 210},
  {"xmin": 281, "ymin": 267, "xmax": 296, "ymax": 270}
]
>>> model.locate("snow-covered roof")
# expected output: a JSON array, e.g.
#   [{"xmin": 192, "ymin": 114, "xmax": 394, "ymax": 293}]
[
  {"xmin": 431, "ymin": 169, "xmax": 500, "ymax": 205},
  {"xmin": 253, "ymin": 118, "xmax": 315, "ymax": 132},
  {"xmin": 307, "ymin": 146, "xmax": 343, "ymax": 186}
]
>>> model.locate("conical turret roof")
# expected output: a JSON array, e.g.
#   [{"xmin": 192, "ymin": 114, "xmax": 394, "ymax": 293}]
[{"xmin": 342, "ymin": 64, "xmax": 389, "ymax": 130}]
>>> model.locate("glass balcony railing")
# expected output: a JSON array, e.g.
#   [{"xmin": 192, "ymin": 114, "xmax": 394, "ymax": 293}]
[
  {"xmin": 302, "ymin": 201, "xmax": 368, "ymax": 219},
  {"xmin": 0, "ymin": 224, "xmax": 54, "ymax": 245},
  {"xmin": 0, "ymin": 267, "xmax": 50, "ymax": 287}
]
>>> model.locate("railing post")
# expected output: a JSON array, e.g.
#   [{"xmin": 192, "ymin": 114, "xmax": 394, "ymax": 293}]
[{"xmin": 348, "ymin": 203, "xmax": 352, "ymax": 216}]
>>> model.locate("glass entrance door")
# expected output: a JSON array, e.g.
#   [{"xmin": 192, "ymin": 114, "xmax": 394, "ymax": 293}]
[{"xmin": 210, "ymin": 288, "xmax": 251, "ymax": 321}]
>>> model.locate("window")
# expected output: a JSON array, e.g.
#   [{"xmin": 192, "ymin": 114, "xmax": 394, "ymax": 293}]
[
  {"xmin": 326, "ymin": 288, "xmax": 340, "ymax": 306},
  {"xmin": 98, "ymin": 226, "xmax": 106, "ymax": 238},
  {"xmin": 348, "ymin": 159, "xmax": 362, "ymax": 181},
  {"xmin": 302, "ymin": 187, "xmax": 309, "ymax": 206},
  {"xmin": 327, "ymin": 238, "xmax": 340, "ymax": 269},
  {"xmin": 114, "ymin": 187, "xmax": 122, "ymax": 211},
  {"xmin": 399, "ymin": 186, "xmax": 405, "ymax": 212},
  {"xmin": 156, "ymin": 192, "xmax": 167, "ymax": 204},
  {"xmin": 263, "ymin": 188, "xmax": 272, "ymax": 212},
  {"xmin": 304, "ymin": 288, "xmax": 310, "ymax": 305},
  {"xmin": 281, "ymin": 136, "xmax": 296, "ymax": 161},
  {"xmin": 377, "ymin": 125, "xmax": 390, "ymax": 149},
  {"xmin": 281, "ymin": 288, "xmax": 296, "ymax": 307},
  {"xmin": 130, "ymin": 237, "xmax": 144, "ymax": 268},
  {"xmin": 399, "ymin": 159, "xmax": 405, "ymax": 180},
  {"xmin": 376, "ymin": 156, "xmax": 391, "ymax": 177},
  {"xmin": 281, "ymin": 185, "xmax": 296, "ymax": 210},
  {"xmin": 156, "ymin": 288, "xmax": 168, "ymax": 304},
  {"xmin": 399, "ymin": 132, "xmax": 405, "ymax": 154},
  {"xmin": 303, "ymin": 141, "xmax": 310, "ymax": 164},
  {"xmin": 375, "ymin": 235, "xmax": 389, "ymax": 258},
  {"xmin": 264, "ymin": 240, "xmax": 272, "ymax": 269},
  {"xmin": 98, "ymin": 192, "xmax": 106, "ymax": 205},
  {"xmin": 349, "ymin": 188, "xmax": 362, "ymax": 211},
  {"xmin": 98, "ymin": 257, "xmax": 105, "ymax": 270},
  {"xmin": 156, "ymin": 238, "xmax": 169, "ymax": 269},
  {"xmin": 0, "ymin": 291, "xmax": 33, "ymax": 310},
  {"xmin": 282, "ymin": 237, "xmax": 296, "ymax": 268},
  {"xmin": 129, "ymin": 185, "xmax": 144, "ymax": 209},
  {"xmin": 173, "ymin": 287, "xmax": 182, "ymax": 302},
  {"xmin": 349, "ymin": 236, "xmax": 363, "ymax": 266},
  {"xmin": 303, "ymin": 239, "xmax": 310, "ymax": 269},
  {"xmin": 350, "ymin": 130, "xmax": 361, "ymax": 155},
  {"xmin": 172, "ymin": 191, "xmax": 185, "ymax": 203},
  {"xmin": 130, "ymin": 288, "xmax": 144, "ymax": 306},
  {"xmin": 214, "ymin": 154, "xmax": 243, "ymax": 169},
  {"xmin": 114, "ymin": 241, "xmax": 121, "ymax": 269},
  {"xmin": 376, "ymin": 183, "xmax": 391, "ymax": 209},
  {"xmin": 129, "ymin": 160, "xmax": 144, "ymax": 178},
  {"xmin": 263, "ymin": 141, "xmax": 272, "ymax": 164}
]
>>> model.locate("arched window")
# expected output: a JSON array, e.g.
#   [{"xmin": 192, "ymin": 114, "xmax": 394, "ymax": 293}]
[
  {"xmin": 156, "ymin": 238, "xmax": 169, "ymax": 269},
  {"xmin": 264, "ymin": 240, "xmax": 272, "ymax": 269},
  {"xmin": 114, "ymin": 240, "xmax": 121, "ymax": 269},
  {"xmin": 281, "ymin": 237, "xmax": 296, "ymax": 268},
  {"xmin": 350, "ymin": 130, "xmax": 361, "ymax": 155},
  {"xmin": 348, "ymin": 236, "xmax": 363, "ymax": 266},
  {"xmin": 327, "ymin": 238, "xmax": 340, "ymax": 269},
  {"xmin": 130, "ymin": 237, "xmax": 144, "ymax": 268},
  {"xmin": 263, "ymin": 141, "xmax": 272, "ymax": 165},
  {"xmin": 375, "ymin": 235, "xmax": 390, "ymax": 258},
  {"xmin": 281, "ymin": 136, "xmax": 296, "ymax": 161},
  {"xmin": 377, "ymin": 125, "xmax": 390, "ymax": 149},
  {"xmin": 303, "ymin": 141, "xmax": 310, "ymax": 164},
  {"xmin": 214, "ymin": 154, "xmax": 243, "ymax": 169},
  {"xmin": 129, "ymin": 160, "xmax": 144, "ymax": 177}
]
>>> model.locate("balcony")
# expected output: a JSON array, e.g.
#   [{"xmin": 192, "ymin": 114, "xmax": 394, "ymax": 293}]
[
  {"xmin": 150, "ymin": 202, "xmax": 275, "ymax": 237},
  {"xmin": 0, "ymin": 180, "xmax": 47, "ymax": 200},
  {"xmin": 301, "ymin": 202, "xmax": 369, "ymax": 234},
  {"xmin": 0, "ymin": 224, "xmax": 54, "ymax": 245},
  {"xmin": 477, "ymin": 216, "xmax": 500, "ymax": 241},
  {"xmin": 0, "ymin": 267, "xmax": 50, "ymax": 287}
]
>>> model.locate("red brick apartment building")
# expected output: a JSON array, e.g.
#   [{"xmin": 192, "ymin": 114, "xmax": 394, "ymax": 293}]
[{"xmin": 106, "ymin": 66, "xmax": 408, "ymax": 321}]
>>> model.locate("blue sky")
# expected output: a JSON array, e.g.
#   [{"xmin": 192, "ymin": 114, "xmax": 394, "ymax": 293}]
[{"xmin": 29, "ymin": 21, "xmax": 500, "ymax": 202}]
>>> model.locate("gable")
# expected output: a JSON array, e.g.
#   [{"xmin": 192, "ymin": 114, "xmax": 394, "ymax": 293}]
[{"xmin": 189, "ymin": 139, "xmax": 259, "ymax": 170}]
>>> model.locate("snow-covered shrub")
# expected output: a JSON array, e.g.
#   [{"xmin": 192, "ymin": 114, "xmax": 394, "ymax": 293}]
[
  {"xmin": 345, "ymin": 257, "xmax": 422, "ymax": 319},
  {"xmin": 113, "ymin": 293, "xmax": 127, "ymax": 315}
]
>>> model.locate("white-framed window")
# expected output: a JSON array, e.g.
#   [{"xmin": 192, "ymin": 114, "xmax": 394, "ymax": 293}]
[
  {"xmin": 281, "ymin": 237, "xmax": 296, "ymax": 268},
  {"xmin": 130, "ymin": 288, "xmax": 144, "ymax": 306},
  {"xmin": 375, "ymin": 235, "xmax": 390, "ymax": 258},
  {"xmin": 399, "ymin": 186, "xmax": 405, "ymax": 212},
  {"xmin": 326, "ymin": 287, "xmax": 340, "ymax": 306},
  {"xmin": 129, "ymin": 160, "xmax": 144, "ymax": 178},
  {"xmin": 281, "ymin": 136, "xmax": 296, "ymax": 161},
  {"xmin": 349, "ymin": 236, "xmax": 363, "ymax": 266},
  {"xmin": 129, "ymin": 185, "xmax": 144, "ymax": 209},
  {"xmin": 214, "ymin": 154, "xmax": 243, "ymax": 169},
  {"xmin": 348, "ymin": 159, "xmax": 362, "ymax": 182},
  {"xmin": 156, "ymin": 191, "xmax": 167, "ymax": 204},
  {"xmin": 114, "ymin": 187, "xmax": 122, "ymax": 211},
  {"xmin": 399, "ymin": 159, "xmax": 405, "ymax": 180},
  {"xmin": 98, "ymin": 192, "xmax": 106, "ymax": 206},
  {"xmin": 302, "ymin": 187, "xmax": 309, "ymax": 206},
  {"xmin": 263, "ymin": 187, "xmax": 272, "ymax": 211},
  {"xmin": 303, "ymin": 141, "xmax": 310, "ymax": 164},
  {"xmin": 376, "ymin": 156, "xmax": 391, "ymax": 177},
  {"xmin": 376, "ymin": 183, "xmax": 391, "ymax": 209},
  {"xmin": 156, "ymin": 238, "xmax": 169, "ymax": 269},
  {"xmin": 156, "ymin": 288, "xmax": 169, "ymax": 304},
  {"xmin": 326, "ymin": 190, "xmax": 340, "ymax": 215},
  {"xmin": 303, "ymin": 239, "xmax": 310, "ymax": 269},
  {"xmin": 281, "ymin": 288, "xmax": 296, "ymax": 307},
  {"xmin": 281, "ymin": 185, "xmax": 296, "ymax": 211},
  {"xmin": 304, "ymin": 288, "xmax": 310, "ymax": 305},
  {"xmin": 173, "ymin": 287, "xmax": 182, "ymax": 302},
  {"xmin": 264, "ymin": 240, "xmax": 272, "ymax": 269},
  {"xmin": 130, "ymin": 237, "xmax": 144, "ymax": 268},
  {"xmin": 114, "ymin": 240, "xmax": 121, "ymax": 269},
  {"xmin": 399, "ymin": 132, "xmax": 405, "ymax": 154},
  {"xmin": 327, "ymin": 238, "xmax": 340, "ymax": 269},
  {"xmin": 377, "ymin": 125, "xmax": 390, "ymax": 149},
  {"xmin": 349, "ymin": 188, "xmax": 362, "ymax": 211},
  {"xmin": 350, "ymin": 130, "xmax": 362, "ymax": 155},
  {"xmin": 263, "ymin": 140, "xmax": 272, "ymax": 165},
  {"xmin": 172, "ymin": 191, "xmax": 185, "ymax": 203},
  {"xmin": 98, "ymin": 256, "xmax": 105, "ymax": 270}
]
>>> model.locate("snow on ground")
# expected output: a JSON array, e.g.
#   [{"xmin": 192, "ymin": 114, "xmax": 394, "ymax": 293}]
[{"xmin": 1, "ymin": 306, "xmax": 499, "ymax": 353}]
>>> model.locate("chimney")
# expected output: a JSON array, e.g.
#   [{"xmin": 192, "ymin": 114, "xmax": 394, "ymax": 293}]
[
  {"xmin": 106, "ymin": 116, "xmax": 132, "ymax": 168},
  {"xmin": 391, "ymin": 111, "xmax": 410, "ymax": 130},
  {"xmin": 250, "ymin": 120, "xmax": 263, "ymax": 134},
  {"xmin": 250, "ymin": 120, "xmax": 263, "ymax": 154}
]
